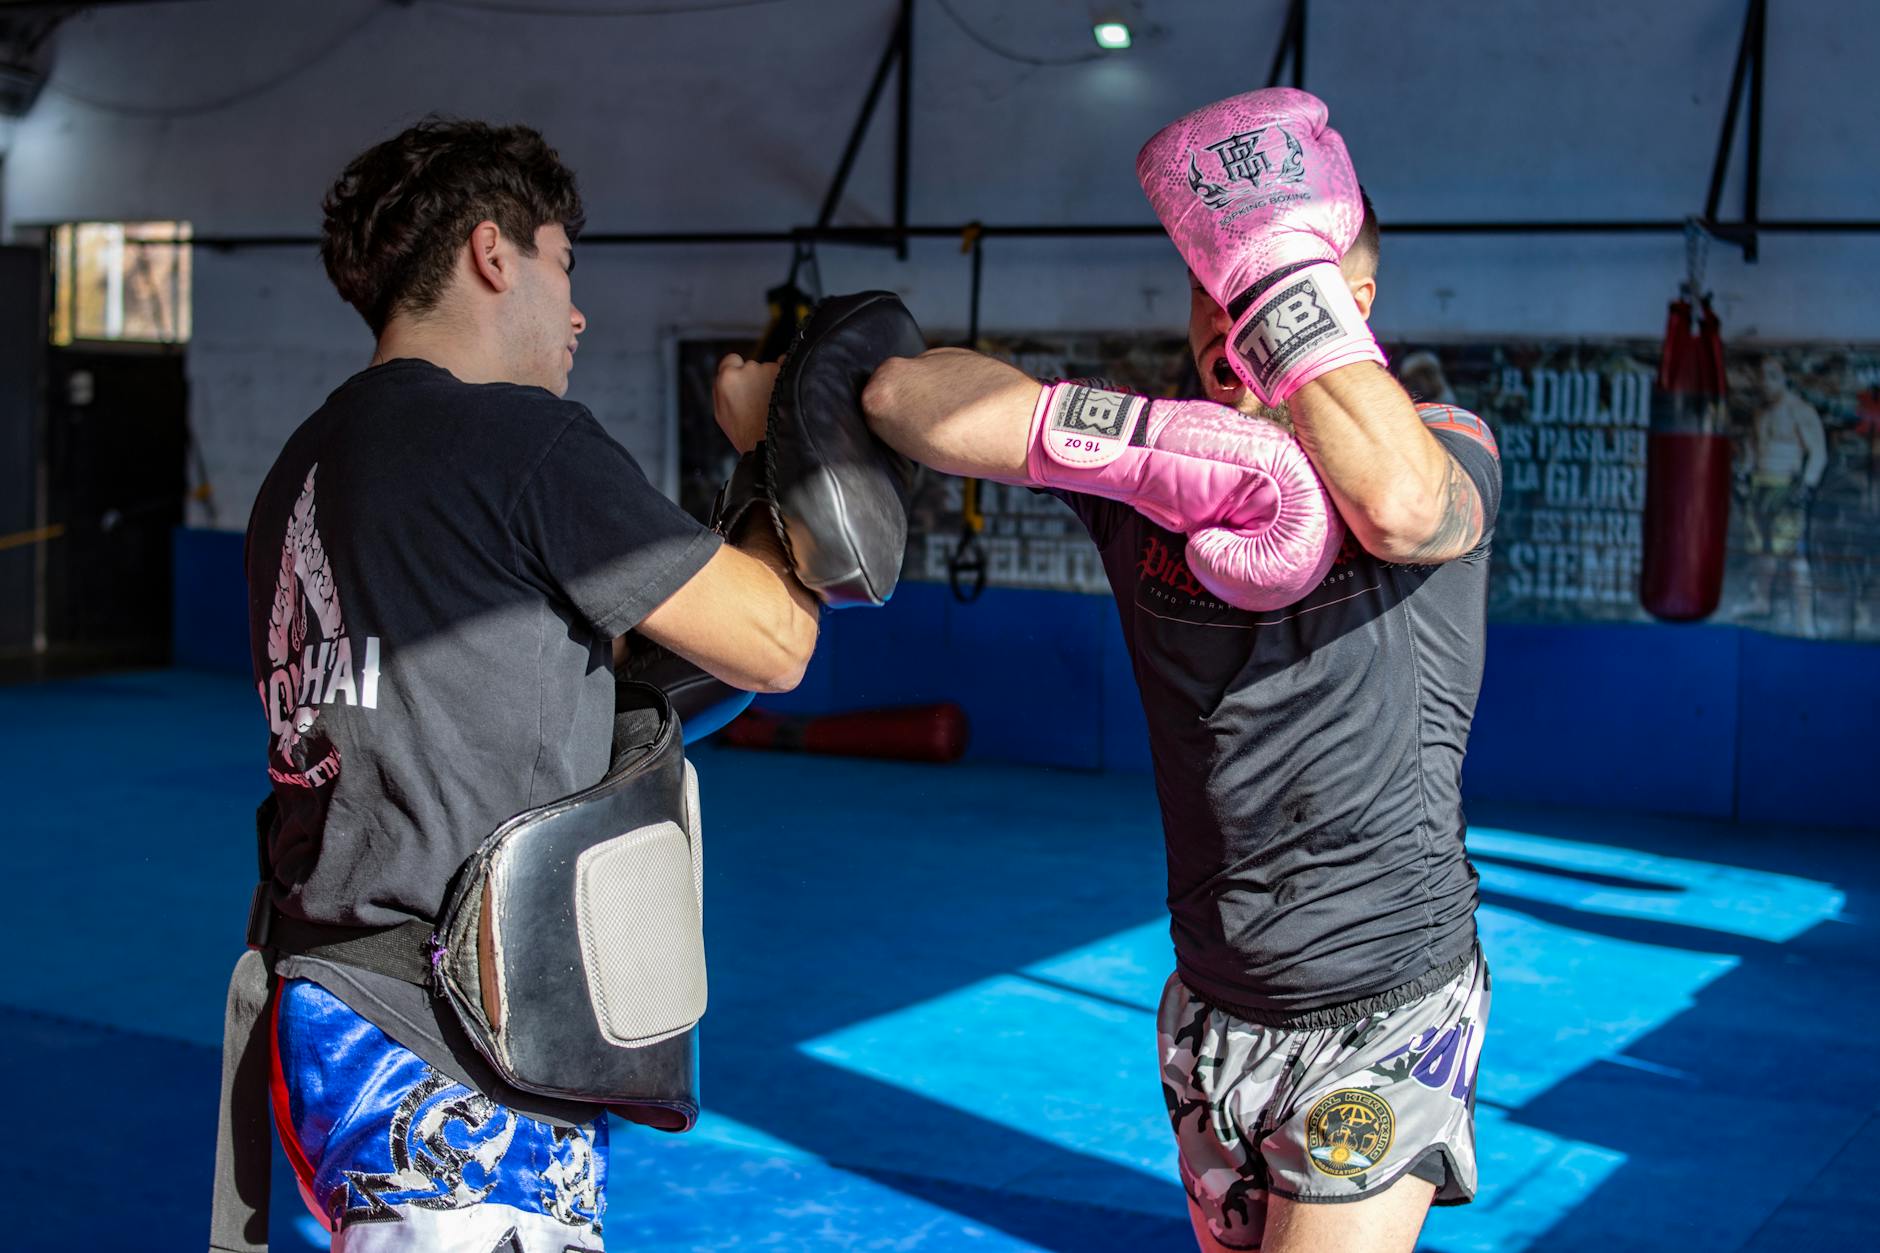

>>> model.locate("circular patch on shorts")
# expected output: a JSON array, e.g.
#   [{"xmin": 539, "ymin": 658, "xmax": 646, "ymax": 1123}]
[{"xmin": 1304, "ymin": 1088, "xmax": 1395, "ymax": 1177}]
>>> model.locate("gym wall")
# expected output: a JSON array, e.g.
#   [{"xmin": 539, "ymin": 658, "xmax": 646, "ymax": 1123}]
[{"xmin": 8, "ymin": 0, "xmax": 1875, "ymax": 825}]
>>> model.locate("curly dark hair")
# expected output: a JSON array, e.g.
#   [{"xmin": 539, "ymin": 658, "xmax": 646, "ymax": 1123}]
[{"xmin": 320, "ymin": 118, "xmax": 586, "ymax": 336}]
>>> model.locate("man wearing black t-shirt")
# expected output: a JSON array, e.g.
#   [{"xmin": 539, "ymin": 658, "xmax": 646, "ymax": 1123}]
[
  {"xmin": 861, "ymin": 93, "xmax": 1499, "ymax": 1253},
  {"xmin": 241, "ymin": 120, "xmax": 815, "ymax": 1250}
]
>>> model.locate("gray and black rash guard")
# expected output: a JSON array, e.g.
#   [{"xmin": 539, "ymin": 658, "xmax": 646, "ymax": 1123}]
[{"xmin": 1058, "ymin": 403, "xmax": 1502, "ymax": 1027}]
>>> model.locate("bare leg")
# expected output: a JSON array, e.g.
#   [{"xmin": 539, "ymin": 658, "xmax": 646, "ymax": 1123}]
[
  {"xmin": 1259, "ymin": 1175, "xmax": 1436, "ymax": 1253},
  {"xmin": 1789, "ymin": 557, "xmax": 1817, "ymax": 636},
  {"xmin": 1746, "ymin": 555, "xmax": 1776, "ymax": 616}
]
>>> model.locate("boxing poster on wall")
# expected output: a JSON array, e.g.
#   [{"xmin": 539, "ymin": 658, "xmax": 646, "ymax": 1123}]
[
  {"xmin": 675, "ymin": 337, "xmax": 1880, "ymax": 641},
  {"xmin": 1393, "ymin": 341, "xmax": 1880, "ymax": 640}
]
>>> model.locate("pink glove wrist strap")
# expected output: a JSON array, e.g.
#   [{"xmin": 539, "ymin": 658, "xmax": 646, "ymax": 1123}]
[
  {"xmin": 1226, "ymin": 260, "xmax": 1383, "ymax": 407},
  {"xmin": 1024, "ymin": 383, "xmax": 1184, "ymax": 530},
  {"xmin": 1027, "ymin": 383, "xmax": 1148, "ymax": 472}
]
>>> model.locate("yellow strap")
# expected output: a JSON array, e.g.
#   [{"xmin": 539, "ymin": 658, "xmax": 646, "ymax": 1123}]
[
  {"xmin": 961, "ymin": 478, "xmax": 985, "ymax": 534},
  {"xmin": 0, "ymin": 524, "xmax": 65, "ymax": 552}
]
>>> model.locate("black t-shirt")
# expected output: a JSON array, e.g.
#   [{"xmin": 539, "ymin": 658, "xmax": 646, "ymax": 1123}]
[
  {"xmin": 1060, "ymin": 403, "xmax": 1502, "ymax": 1026},
  {"xmin": 244, "ymin": 358, "xmax": 719, "ymax": 1117}
]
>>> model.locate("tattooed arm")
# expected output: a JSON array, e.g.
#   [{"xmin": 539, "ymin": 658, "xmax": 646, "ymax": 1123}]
[{"xmin": 1284, "ymin": 362, "xmax": 1488, "ymax": 564}]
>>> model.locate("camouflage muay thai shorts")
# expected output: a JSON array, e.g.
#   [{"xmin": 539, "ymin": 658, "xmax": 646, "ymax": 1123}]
[{"xmin": 1157, "ymin": 948, "xmax": 1489, "ymax": 1249}]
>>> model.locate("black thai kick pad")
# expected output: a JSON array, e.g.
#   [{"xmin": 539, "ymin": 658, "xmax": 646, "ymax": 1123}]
[
  {"xmin": 766, "ymin": 290, "xmax": 925, "ymax": 608},
  {"xmin": 432, "ymin": 682, "xmax": 704, "ymax": 1128}
]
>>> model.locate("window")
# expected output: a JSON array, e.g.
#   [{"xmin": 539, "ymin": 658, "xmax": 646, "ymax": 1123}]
[{"xmin": 50, "ymin": 221, "xmax": 192, "ymax": 346}]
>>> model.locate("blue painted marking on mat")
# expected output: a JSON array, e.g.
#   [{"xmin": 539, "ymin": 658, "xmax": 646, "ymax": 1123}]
[{"xmin": 800, "ymin": 836, "xmax": 1841, "ymax": 1251}]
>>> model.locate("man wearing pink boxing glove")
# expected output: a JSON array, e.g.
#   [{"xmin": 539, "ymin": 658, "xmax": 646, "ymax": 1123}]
[{"xmin": 862, "ymin": 86, "xmax": 1499, "ymax": 1253}]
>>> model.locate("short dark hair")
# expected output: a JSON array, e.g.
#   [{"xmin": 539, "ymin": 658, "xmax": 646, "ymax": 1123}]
[
  {"xmin": 320, "ymin": 118, "xmax": 585, "ymax": 335},
  {"xmin": 1344, "ymin": 188, "xmax": 1380, "ymax": 277}
]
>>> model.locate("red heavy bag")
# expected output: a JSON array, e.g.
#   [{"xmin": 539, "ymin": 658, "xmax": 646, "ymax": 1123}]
[
  {"xmin": 1640, "ymin": 296, "xmax": 1732, "ymax": 621},
  {"xmin": 720, "ymin": 703, "xmax": 970, "ymax": 763}
]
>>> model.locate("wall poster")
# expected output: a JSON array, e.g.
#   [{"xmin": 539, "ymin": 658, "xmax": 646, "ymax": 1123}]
[{"xmin": 676, "ymin": 335, "xmax": 1880, "ymax": 641}]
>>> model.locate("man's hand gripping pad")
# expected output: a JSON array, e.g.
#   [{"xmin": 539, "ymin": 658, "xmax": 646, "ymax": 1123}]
[
  {"xmin": 1026, "ymin": 383, "xmax": 1344, "ymax": 610},
  {"xmin": 767, "ymin": 291, "xmax": 925, "ymax": 608}
]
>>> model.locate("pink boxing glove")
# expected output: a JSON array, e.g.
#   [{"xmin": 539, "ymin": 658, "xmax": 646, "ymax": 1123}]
[
  {"xmin": 1023, "ymin": 382, "xmax": 1343, "ymax": 611},
  {"xmin": 1136, "ymin": 88, "xmax": 1384, "ymax": 408}
]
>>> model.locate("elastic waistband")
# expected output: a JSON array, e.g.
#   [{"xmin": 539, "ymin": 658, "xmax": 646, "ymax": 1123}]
[{"xmin": 1188, "ymin": 946, "xmax": 1478, "ymax": 1031}]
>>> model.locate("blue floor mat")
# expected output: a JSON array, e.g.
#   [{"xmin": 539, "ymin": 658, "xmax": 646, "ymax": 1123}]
[{"xmin": 1, "ymin": 668, "xmax": 1873, "ymax": 1251}]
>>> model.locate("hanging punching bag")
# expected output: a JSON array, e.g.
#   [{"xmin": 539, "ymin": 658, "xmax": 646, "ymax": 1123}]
[
  {"xmin": 721, "ymin": 703, "xmax": 969, "ymax": 763},
  {"xmin": 1640, "ymin": 292, "xmax": 1732, "ymax": 621}
]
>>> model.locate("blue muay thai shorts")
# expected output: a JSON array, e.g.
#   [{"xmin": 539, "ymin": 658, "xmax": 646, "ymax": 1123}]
[{"xmin": 268, "ymin": 977, "xmax": 608, "ymax": 1251}]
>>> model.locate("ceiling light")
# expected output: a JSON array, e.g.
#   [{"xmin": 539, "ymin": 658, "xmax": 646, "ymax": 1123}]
[{"xmin": 1092, "ymin": 21, "xmax": 1132, "ymax": 50}]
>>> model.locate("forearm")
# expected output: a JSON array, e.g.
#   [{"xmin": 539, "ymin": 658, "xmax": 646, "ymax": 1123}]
[
  {"xmin": 722, "ymin": 519, "xmax": 820, "ymax": 687},
  {"xmin": 861, "ymin": 348, "xmax": 1039, "ymax": 481},
  {"xmin": 730, "ymin": 514, "xmax": 821, "ymax": 631},
  {"xmin": 636, "ymin": 525, "xmax": 819, "ymax": 694},
  {"xmin": 1286, "ymin": 362, "xmax": 1471, "ymax": 560}
]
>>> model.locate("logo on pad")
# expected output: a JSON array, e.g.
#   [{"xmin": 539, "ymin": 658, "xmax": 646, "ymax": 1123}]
[
  {"xmin": 1234, "ymin": 275, "xmax": 1343, "ymax": 388},
  {"xmin": 1188, "ymin": 125, "xmax": 1306, "ymax": 214},
  {"xmin": 1305, "ymin": 1087, "xmax": 1395, "ymax": 1178}
]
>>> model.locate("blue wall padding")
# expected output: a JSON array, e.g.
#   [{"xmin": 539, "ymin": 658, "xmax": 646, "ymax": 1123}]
[
  {"xmin": 171, "ymin": 527, "xmax": 248, "ymax": 676},
  {"xmin": 762, "ymin": 581, "xmax": 1114, "ymax": 770},
  {"xmin": 168, "ymin": 528, "xmax": 1876, "ymax": 825},
  {"xmin": 950, "ymin": 586, "xmax": 1110, "ymax": 768},
  {"xmin": 1735, "ymin": 631, "xmax": 1880, "ymax": 828},
  {"xmin": 1463, "ymin": 623, "xmax": 1743, "ymax": 820}
]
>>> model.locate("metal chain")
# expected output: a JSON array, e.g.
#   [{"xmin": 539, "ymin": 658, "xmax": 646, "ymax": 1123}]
[{"xmin": 1684, "ymin": 217, "xmax": 1711, "ymax": 304}]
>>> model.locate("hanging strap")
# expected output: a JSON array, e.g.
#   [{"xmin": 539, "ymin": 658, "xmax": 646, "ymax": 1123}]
[
  {"xmin": 948, "ymin": 476, "xmax": 987, "ymax": 603},
  {"xmin": 948, "ymin": 226, "xmax": 990, "ymax": 604},
  {"xmin": 207, "ymin": 949, "xmax": 275, "ymax": 1253}
]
